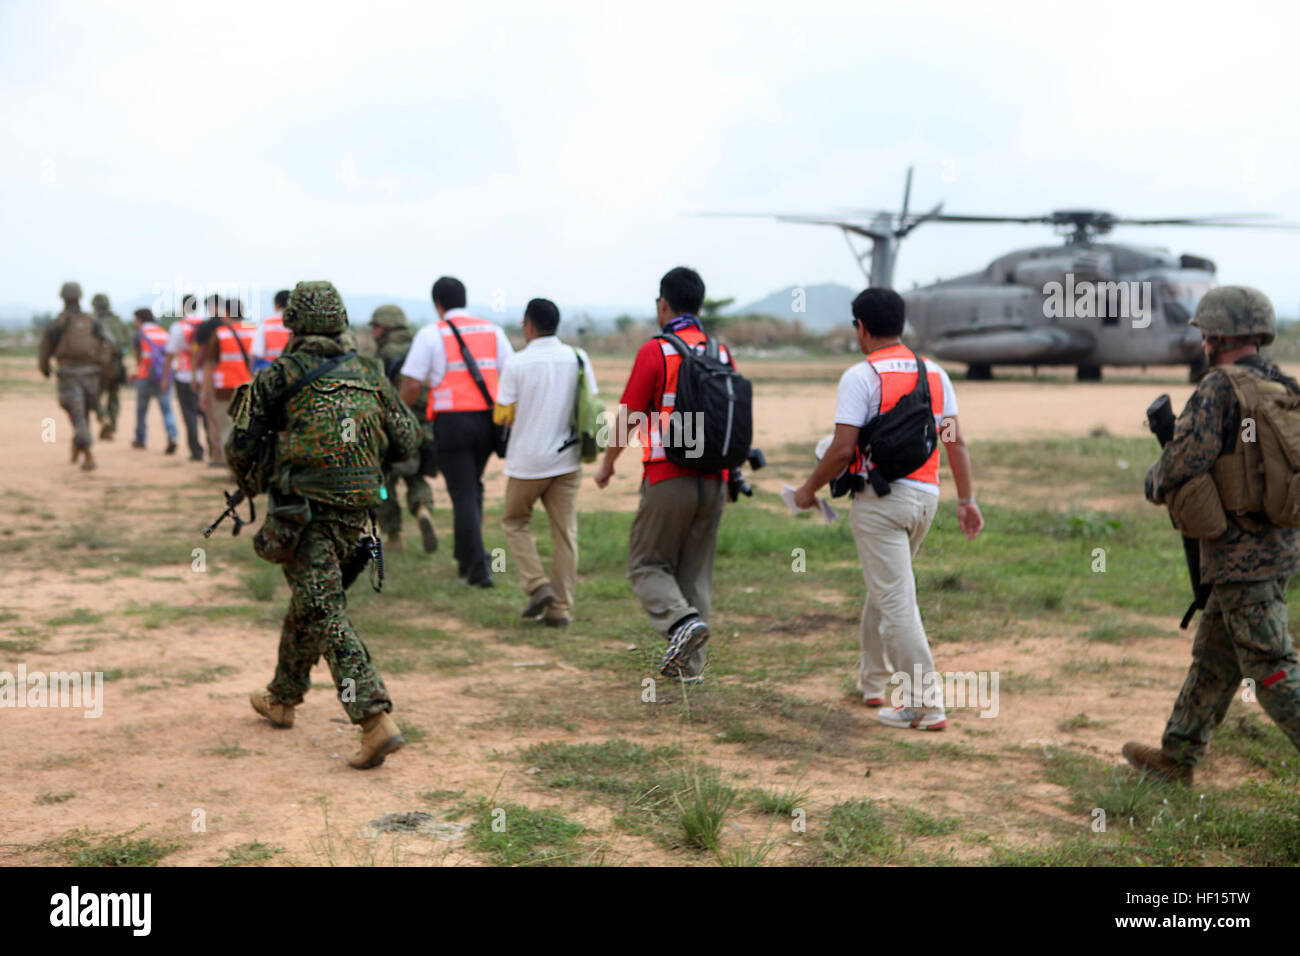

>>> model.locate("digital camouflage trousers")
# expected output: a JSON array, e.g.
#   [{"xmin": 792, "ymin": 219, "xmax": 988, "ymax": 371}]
[
  {"xmin": 1163, "ymin": 576, "xmax": 1300, "ymax": 765},
  {"xmin": 266, "ymin": 512, "xmax": 392, "ymax": 724}
]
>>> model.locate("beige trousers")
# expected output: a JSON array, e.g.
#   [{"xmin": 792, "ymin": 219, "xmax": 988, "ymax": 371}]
[
  {"xmin": 851, "ymin": 482, "xmax": 939, "ymax": 707},
  {"xmin": 502, "ymin": 471, "xmax": 581, "ymax": 618}
]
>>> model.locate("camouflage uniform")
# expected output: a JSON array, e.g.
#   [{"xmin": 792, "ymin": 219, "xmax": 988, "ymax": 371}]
[
  {"xmin": 38, "ymin": 282, "xmax": 111, "ymax": 455},
  {"xmin": 1144, "ymin": 286, "xmax": 1300, "ymax": 767},
  {"xmin": 226, "ymin": 282, "xmax": 421, "ymax": 724},
  {"xmin": 91, "ymin": 294, "xmax": 131, "ymax": 436},
  {"xmin": 370, "ymin": 306, "xmax": 436, "ymax": 539}
]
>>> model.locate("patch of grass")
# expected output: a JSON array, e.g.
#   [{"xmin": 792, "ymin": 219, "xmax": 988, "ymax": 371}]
[
  {"xmin": 805, "ymin": 800, "xmax": 901, "ymax": 864},
  {"xmin": 420, "ymin": 789, "xmax": 465, "ymax": 804},
  {"xmin": 900, "ymin": 806, "xmax": 961, "ymax": 836},
  {"xmin": 1058, "ymin": 713, "xmax": 1109, "ymax": 733},
  {"xmin": 215, "ymin": 841, "xmax": 282, "ymax": 866},
  {"xmin": 42, "ymin": 608, "xmax": 103, "ymax": 628},
  {"xmin": 51, "ymin": 829, "xmax": 180, "ymax": 867},
  {"xmin": 747, "ymin": 785, "xmax": 810, "ymax": 816},
  {"xmin": 464, "ymin": 799, "xmax": 587, "ymax": 866},
  {"xmin": 1213, "ymin": 711, "xmax": 1300, "ymax": 779},
  {"xmin": 397, "ymin": 720, "xmax": 427, "ymax": 743},
  {"xmin": 676, "ymin": 767, "xmax": 737, "ymax": 852},
  {"xmin": 202, "ymin": 741, "xmax": 258, "ymax": 759},
  {"xmin": 35, "ymin": 791, "xmax": 74, "ymax": 805}
]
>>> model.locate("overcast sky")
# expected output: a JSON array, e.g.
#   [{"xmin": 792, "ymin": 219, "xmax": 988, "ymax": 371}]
[{"xmin": 4, "ymin": 0, "xmax": 1299, "ymax": 319}]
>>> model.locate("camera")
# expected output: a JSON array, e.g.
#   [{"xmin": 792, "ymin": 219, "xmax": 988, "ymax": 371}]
[{"xmin": 727, "ymin": 448, "xmax": 767, "ymax": 502}]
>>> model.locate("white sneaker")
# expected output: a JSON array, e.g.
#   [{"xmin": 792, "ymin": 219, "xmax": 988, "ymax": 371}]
[{"xmin": 876, "ymin": 705, "xmax": 947, "ymax": 731}]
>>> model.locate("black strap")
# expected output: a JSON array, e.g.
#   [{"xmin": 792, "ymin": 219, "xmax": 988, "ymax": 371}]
[
  {"xmin": 659, "ymin": 331, "xmax": 731, "ymax": 368},
  {"xmin": 445, "ymin": 318, "xmax": 496, "ymax": 409},
  {"xmin": 275, "ymin": 351, "xmax": 356, "ymax": 425},
  {"xmin": 558, "ymin": 346, "xmax": 584, "ymax": 453},
  {"xmin": 863, "ymin": 345, "xmax": 931, "ymax": 420}
]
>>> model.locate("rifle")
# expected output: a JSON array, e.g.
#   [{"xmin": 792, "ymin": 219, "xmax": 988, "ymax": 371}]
[
  {"xmin": 1146, "ymin": 394, "xmax": 1213, "ymax": 628},
  {"xmin": 203, "ymin": 488, "xmax": 252, "ymax": 538}
]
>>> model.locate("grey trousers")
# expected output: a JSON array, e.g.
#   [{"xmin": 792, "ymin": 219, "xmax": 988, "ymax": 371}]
[{"xmin": 627, "ymin": 474, "xmax": 725, "ymax": 676}]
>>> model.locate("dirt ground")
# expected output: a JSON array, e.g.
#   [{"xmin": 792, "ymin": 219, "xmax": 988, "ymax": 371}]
[{"xmin": 0, "ymin": 355, "xmax": 1277, "ymax": 866}]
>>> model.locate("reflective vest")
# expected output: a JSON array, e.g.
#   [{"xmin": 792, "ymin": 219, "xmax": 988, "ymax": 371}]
[
  {"xmin": 212, "ymin": 321, "xmax": 256, "ymax": 390},
  {"xmin": 175, "ymin": 316, "xmax": 203, "ymax": 376},
  {"xmin": 851, "ymin": 343, "xmax": 945, "ymax": 486},
  {"xmin": 261, "ymin": 315, "xmax": 290, "ymax": 362},
  {"xmin": 640, "ymin": 325, "xmax": 732, "ymax": 464},
  {"xmin": 136, "ymin": 322, "xmax": 170, "ymax": 380},
  {"xmin": 427, "ymin": 316, "xmax": 500, "ymax": 416}
]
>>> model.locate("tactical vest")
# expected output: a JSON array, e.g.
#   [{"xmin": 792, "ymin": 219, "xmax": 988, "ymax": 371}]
[
  {"xmin": 52, "ymin": 312, "xmax": 106, "ymax": 366},
  {"xmin": 275, "ymin": 353, "xmax": 389, "ymax": 509},
  {"xmin": 1209, "ymin": 365, "xmax": 1300, "ymax": 528},
  {"xmin": 427, "ymin": 316, "xmax": 500, "ymax": 416}
]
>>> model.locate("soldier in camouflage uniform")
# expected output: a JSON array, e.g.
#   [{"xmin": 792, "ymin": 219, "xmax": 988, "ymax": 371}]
[
  {"xmin": 1130, "ymin": 286, "xmax": 1300, "ymax": 784},
  {"xmin": 90, "ymin": 293, "xmax": 130, "ymax": 440},
  {"xmin": 227, "ymin": 281, "xmax": 422, "ymax": 770},
  {"xmin": 369, "ymin": 304, "xmax": 439, "ymax": 553},
  {"xmin": 38, "ymin": 282, "xmax": 112, "ymax": 471}
]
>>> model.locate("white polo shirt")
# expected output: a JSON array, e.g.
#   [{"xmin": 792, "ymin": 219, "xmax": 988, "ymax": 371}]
[
  {"xmin": 166, "ymin": 317, "xmax": 197, "ymax": 384},
  {"xmin": 834, "ymin": 354, "xmax": 959, "ymax": 496},
  {"xmin": 496, "ymin": 335, "xmax": 598, "ymax": 480},
  {"xmin": 399, "ymin": 307, "xmax": 515, "ymax": 391}
]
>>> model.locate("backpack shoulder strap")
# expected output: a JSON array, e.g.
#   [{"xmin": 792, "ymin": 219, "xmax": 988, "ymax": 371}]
[
  {"xmin": 221, "ymin": 319, "xmax": 252, "ymax": 371},
  {"xmin": 908, "ymin": 348, "xmax": 933, "ymax": 405}
]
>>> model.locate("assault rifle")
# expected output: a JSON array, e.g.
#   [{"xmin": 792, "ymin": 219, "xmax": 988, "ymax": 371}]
[{"xmin": 1146, "ymin": 394, "xmax": 1212, "ymax": 628}]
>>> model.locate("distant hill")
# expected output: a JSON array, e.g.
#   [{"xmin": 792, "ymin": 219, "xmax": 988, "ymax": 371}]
[{"xmin": 729, "ymin": 283, "xmax": 857, "ymax": 330}]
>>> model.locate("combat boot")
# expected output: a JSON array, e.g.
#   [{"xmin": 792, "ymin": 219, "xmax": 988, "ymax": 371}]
[
  {"xmin": 415, "ymin": 504, "xmax": 438, "ymax": 554},
  {"xmin": 348, "ymin": 712, "xmax": 404, "ymax": 769},
  {"xmin": 249, "ymin": 689, "xmax": 295, "ymax": 728},
  {"xmin": 1122, "ymin": 741, "xmax": 1192, "ymax": 785},
  {"xmin": 80, "ymin": 449, "xmax": 96, "ymax": 472}
]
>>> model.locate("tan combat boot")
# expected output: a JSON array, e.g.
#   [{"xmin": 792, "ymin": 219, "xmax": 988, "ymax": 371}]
[
  {"xmin": 1122, "ymin": 741, "xmax": 1192, "ymax": 785},
  {"xmin": 414, "ymin": 504, "xmax": 438, "ymax": 554},
  {"xmin": 348, "ymin": 712, "xmax": 404, "ymax": 770},
  {"xmin": 249, "ymin": 689, "xmax": 295, "ymax": 728},
  {"xmin": 80, "ymin": 449, "xmax": 96, "ymax": 472}
]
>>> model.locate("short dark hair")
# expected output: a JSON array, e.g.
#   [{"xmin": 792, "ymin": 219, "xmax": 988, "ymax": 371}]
[
  {"xmin": 274, "ymin": 289, "xmax": 290, "ymax": 310},
  {"xmin": 432, "ymin": 276, "xmax": 467, "ymax": 311},
  {"xmin": 524, "ymin": 298, "xmax": 560, "ymax": 335},
  {"xmin": 659, "ymin": 266, "xmax": 705, "ymax": 316},
  {"xmin": 133, "ymin": 308, "xmax": 154, "ymax": 324},
  {"xmin": 851, "ymin": 287, "xmax": 906, "ymax": 337}
]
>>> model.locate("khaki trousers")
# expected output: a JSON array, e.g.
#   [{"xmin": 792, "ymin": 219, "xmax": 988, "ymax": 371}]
[
  {"xmin": 628, "ymin": 475, "xmax": 724, "ymax": 677},
  {"xmin": 502, "ymin": 471, "xmax": 581, "ymax": 617},
  {"xmin": 851, "ymin": 483, "xmax": 939, "ymax": 707}
]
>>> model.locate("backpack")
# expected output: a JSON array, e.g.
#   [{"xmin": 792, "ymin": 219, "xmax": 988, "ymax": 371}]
[
  {"xmin": 143, "ymin": 336, "xmax": 169, "ymax": 385},
  {"xmin": 559, "ymin": 349, "xmax": 606, "ymax": 463},
  {"xmin": 274, "ymin": 352, "xmax": 390, "ymax": 509},
  {"xmin": 1217, "ymin": 365, "xmax": 1300, "ymax": 528},
  {"xmin": 658, "ymin": 331, "xmax": 752, "ymax": 472},
  {"xmin": 857, "ymin": 348, "xmax": 939, "ymax": 497}
]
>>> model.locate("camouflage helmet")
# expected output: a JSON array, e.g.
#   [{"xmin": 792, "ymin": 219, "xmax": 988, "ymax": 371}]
[
  {"xmin": 1190, "ymin": 285, "xmax": 1275, "ymax": 346},
  {"xmin": 369, "ymin": 304, "xmax": 408, "ymax": 329},
  {"xmin": 91, "ymin": 293, "xmax": 110, "ymax": 311},
  {"xmin": 282, "ymin": 280, "xmax": 348, "ymax": 335},
  {"xmin": 60, "ymin": 281, "xmax": 82, "ymax": 300}
]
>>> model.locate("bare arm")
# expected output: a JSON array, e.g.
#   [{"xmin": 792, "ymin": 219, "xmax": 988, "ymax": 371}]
[
  {"xmin": 398, "ymin": 375, "xmax": 423, "ymax": 407},
  {"xmin": 794, "ymin": 423, "xmax": 859, "ymax": 508},
  {"xmin": 941, "ymin": 415, "xmax": 983, "ymax": 540},
  {"xmin": 593, "ymin": 405, "xmax": 630, "ymax": 488}
]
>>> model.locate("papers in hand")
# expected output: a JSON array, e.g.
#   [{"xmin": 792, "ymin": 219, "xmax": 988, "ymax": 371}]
[{"xmin": 781, "ymin": 484, "xmax": 838, "ymax": 524}]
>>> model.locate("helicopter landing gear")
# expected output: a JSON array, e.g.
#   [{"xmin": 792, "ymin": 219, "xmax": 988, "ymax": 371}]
[
  {"xmin": 1076, "ymin": 364, "xmax": 1102, "ymax": 381},
  {"xmin": 1188, "ymin": 353, "xmax": 1209, "ymax": 382},
  {"xmin": 966, "ymin": 363, "xmax": 993, "ymax": 381}
]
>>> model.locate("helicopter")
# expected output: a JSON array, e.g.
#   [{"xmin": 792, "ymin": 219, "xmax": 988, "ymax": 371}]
[{"xmin": 716, "ymin": 168, "xmax": 1296, "ymax": 380}]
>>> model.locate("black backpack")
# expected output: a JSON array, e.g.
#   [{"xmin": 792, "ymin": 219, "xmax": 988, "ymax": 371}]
[
  {"xmin": 858, "ymin": 348, "xmax": 939, "ymax": 496},
  {"xmin": 659, "ymin": 331, "xmax": 753, "ymax": 472}
]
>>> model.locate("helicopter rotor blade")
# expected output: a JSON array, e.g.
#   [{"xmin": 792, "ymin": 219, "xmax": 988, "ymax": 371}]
[{"xmin": 900, "ymin": 165, "xmax": 913, "ymax": 223}]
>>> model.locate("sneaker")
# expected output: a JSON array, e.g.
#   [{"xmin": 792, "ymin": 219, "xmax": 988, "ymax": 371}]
[
  {"xmin": 521, "ymin": 583, "xmax": 556, "ymax": 620},
  {"xmin": 165, "ymin": 440, "xmax": 177, "ymax": 455},
  {"xmin": 660, "ymin": 616, "xmax": 710, "ymax": 679},
  {"xmin": 862, "ymin": 696, "xmax": 885, "ymax": 707},
  {"xmin": 543, "ymin": 615, "xmax": 571, "ymax": 628},
  {"xmin": 679, "ymin": 674, "xmax": 705, "ymax": 686},
  {"xmin": 876, "ymin": 705, "xmax": 947, "ymax": 731}
]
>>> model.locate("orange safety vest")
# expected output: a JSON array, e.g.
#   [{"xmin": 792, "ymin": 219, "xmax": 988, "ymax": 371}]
[
  {"xmin": 175, "ymin": 315, "xmax": 203, "ymax": 376},
  {"xmin": 212, "ymin": 321, "xmax": 256, "ymax": 390},
  {"xmin": 640, "ymin": 326, "xmax": 732, "ymax": 464},
  {"xmin": 426, "ymin": 316, "xmax": 500, "ymax": 417},
  {"xmin": 261, "ymin": 315, "xmax": 291, "ymax": 361},
  {"xmin": 852, "ymin": 342, "xmax": 945, "ymax": 487},
  {"xmin": 136, "ymin": 322, "xmax": 170, "ymax": 380}
]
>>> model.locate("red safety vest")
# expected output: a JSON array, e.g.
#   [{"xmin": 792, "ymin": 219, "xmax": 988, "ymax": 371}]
[
  {"xmin": 261, "ymin": 315, "xmax": 290, "ymax": 362},
  {"xmin": 212, "ymin": 321, "xmax": 256, "ymax": 390},
  {"xmin": 175, "ymin": 315, "xmax": 203, "ymax": 376},
  {"xmin": 640, "ymin": 326, "xmax": 732, "ymax": 464},
  {"xmin": 427, "ymin": 316, "xmax": 500, "ymax": 417},
  {"xmin": 852, "ymin": 343, "xmax": 945, "ymax": 487},
  {"xmin": 136, "ymin": 323, "xmax": 170, "ymax": 380}
]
